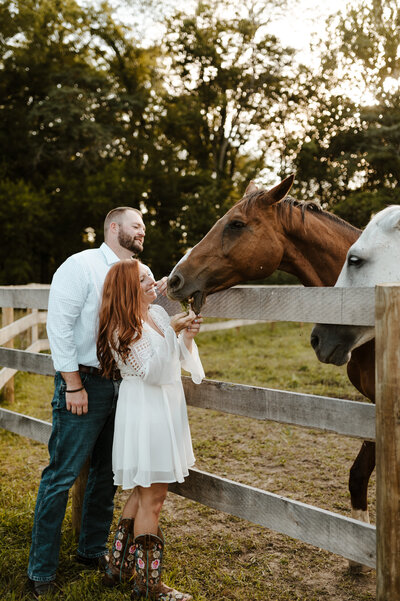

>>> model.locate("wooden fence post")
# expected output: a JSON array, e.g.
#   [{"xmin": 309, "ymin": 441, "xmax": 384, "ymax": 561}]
[
  {"xmin": 71, "ymin": 458, "xmax": 90, "ymax": 538},
  {"xmin": 30, "ymin": 309, "xmax": 39, "ymax": 346},
  {"xmin": 375, "ymin": 283, "xmax": 400, "ymax": 600},
  {"xmin": 2, "ymin": 307, "xmax": 15, "ymax": 404}
]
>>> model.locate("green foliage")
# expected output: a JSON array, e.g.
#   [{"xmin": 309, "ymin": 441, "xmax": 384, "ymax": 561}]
[
  {"xmin": 3, "ymin": 0, "xmax": 400, "ymax": 280},
  {"xmin": 0, "ymin": 179, "xmax": 53, "ymax": 282},
  {"xmin": 0, "ymin": 0, "xmax": 158, "ymax": 282},
  {"xmin": 0, "ymin": 0, "xmax": 299, "ymax": 282}
]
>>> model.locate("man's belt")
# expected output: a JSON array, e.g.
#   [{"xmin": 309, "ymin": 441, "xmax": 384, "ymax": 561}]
[{"xmin": 78, "ymin": 364, "xmax": 120, "ymax": 381}]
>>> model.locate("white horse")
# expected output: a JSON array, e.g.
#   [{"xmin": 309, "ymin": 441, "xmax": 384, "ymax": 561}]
[{"xmin": 311, "ymin": 205, "xmax": 400, "ymax": 366}]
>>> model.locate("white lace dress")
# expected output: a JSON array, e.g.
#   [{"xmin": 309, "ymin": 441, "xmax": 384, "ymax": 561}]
[{"xmin": 112, "ymin": 304, "xmax": 205, "ymax": 490}]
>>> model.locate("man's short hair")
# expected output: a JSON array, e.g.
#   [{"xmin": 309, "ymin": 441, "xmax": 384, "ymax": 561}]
[{"xmin": 104, "ymin": 207, "xmax": 142, "ymax": 238}]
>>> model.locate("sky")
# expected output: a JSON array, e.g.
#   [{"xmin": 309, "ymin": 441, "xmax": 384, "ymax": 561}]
[
  {"xmin": 271, "ymin": 0, "xmax": 349, "ymax": 55},
  {"xmin": 105, "ymin": 0, "xmax": 351, "ymax": 60}
]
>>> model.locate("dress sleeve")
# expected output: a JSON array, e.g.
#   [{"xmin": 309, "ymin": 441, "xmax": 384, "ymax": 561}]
[
  {"xmin": 124, "ymin": 327, "xmax": 181, "ymax": 385},
  {"xmin": 151, "ymin": 304, "xmax": 205, "ymax": 385},
  {"xmin": 178, "ymin": 335, "xmax": 205, "ymax": 385}
]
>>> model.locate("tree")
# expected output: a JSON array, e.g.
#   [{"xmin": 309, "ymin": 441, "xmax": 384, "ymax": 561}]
[
  {"xmin": 0, "ymin": 178, "xmax": 52, "ymax": 283},
  {"xmin": 291, "ymin": 0, "xmax": 400, "ymax": 227},
  {"xmin": 0, "ymin": 0, "xmax": 159, "ymax": 281},
  {"xmin": 141, "ymin": 0, "xmax": 296, "ymax": 265}
]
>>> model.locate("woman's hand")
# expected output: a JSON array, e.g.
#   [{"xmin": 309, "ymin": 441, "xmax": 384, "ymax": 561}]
[
  {"xmin": 155, "ymin": 276, "xmax": 168, "ymax": 297},
  {"xmin": 183, "ymin": 314, "xmax": 203, "ymax": 339},
  {"xmin": 170, "ymin": 310, "xmax": 197, "ymax": 334},
  {"xmin": 182, "ymin": 314, "xmax": 203, "ymax": 352}
]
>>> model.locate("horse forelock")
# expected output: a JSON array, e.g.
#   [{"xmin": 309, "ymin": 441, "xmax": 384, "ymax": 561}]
[{"xmin": 238, "ymin": 189, "xmax": 266, "ymax": 212}]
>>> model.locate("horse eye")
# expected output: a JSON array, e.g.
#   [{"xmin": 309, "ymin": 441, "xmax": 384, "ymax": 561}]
[
  {"xmin": 229, "ymin": 220, "xmax": 246, "ymax": 229},
  {"xmin": 348, "ymin": 255, "xmax": 363, "ymax": 267}
]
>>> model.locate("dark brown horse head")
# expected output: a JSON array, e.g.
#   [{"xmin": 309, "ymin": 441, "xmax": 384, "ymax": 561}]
[{"xmin": 167, "ymin": 175, "xmax": 295, "ymax": 313}]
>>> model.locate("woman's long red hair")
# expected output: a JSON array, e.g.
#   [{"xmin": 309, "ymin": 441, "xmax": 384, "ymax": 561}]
[{"xmin": 97, "ymin": 259, "xmax": 144, "ymax": 378}]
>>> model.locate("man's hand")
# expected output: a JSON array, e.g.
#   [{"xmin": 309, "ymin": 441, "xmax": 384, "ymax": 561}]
[
  {"xmin": 66, "ymin": 388, "xmax": 88, "ymax": 415},
  {"xmin": 156, "ymin": 276, "xmax": 168, "ymax": 297},
  {"xmin": 61, "ymin": 371, "xmax": 88, "ymax": 415}
]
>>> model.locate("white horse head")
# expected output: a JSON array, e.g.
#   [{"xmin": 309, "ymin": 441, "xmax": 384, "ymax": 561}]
[{"xmin": 311, "ymin": 205, "xmax": 400, "ymax": 365}]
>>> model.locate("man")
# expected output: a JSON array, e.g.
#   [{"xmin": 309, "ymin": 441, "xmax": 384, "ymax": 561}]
[{"xmin": 28, "ymin": 207, "xmax": 167, "ymax": 598}]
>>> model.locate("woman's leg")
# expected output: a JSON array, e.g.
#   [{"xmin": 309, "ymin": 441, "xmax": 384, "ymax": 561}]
[
  {"xmin": 131, "ymin": 484, "xmax": 192, "ymax": 600},
  {"xmin": 103, "ymin": 488, "xmax": 141, "ymax": 586},
  {"xmin": 132, "ymin": 483, "xmax": 192, "ymax": 599},
  {"xmin": 122, "ymin": 487, "xmax": 140, "ymax": 519},
  {"xmin": 134, "ymin": 483, "xmax": 168, "ymax": 537}
]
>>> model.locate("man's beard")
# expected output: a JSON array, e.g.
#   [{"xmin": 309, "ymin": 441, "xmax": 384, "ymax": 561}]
[{"xmin": 118, "ymin": 228, "xmax": 143, "ymax": 254}]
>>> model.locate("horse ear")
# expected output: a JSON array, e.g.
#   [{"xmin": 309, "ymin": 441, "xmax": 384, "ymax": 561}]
[
  {"xmin": 266, "ymin": 174, "xmax": 295, "ymax": 205},
  {"xmin": 244, "ymin": 181, "xmax": 259, "ymax": 195}
]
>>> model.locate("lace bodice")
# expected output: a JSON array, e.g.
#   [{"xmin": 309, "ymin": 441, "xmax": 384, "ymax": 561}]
[{"xmin": 113, "ymin": 304, "xmax": 205, "ymax": 385}]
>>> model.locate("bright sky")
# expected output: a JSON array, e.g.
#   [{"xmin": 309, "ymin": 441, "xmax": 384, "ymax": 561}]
[
  {"xmin": 106, "ymin": 0, "xmax": 351, "ymax": 60},
  {"xmin": 272, "ymin": 0, "xmax": 349, "ymax": 54}
]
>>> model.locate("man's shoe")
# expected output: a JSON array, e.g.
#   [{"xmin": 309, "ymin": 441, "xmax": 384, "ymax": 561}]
[
  {"xmin": 76, "ymin": 553, "xmax": 109, "ymax": 571},
  {"xmin": 28, "ymin": 579, "xmax": 56, "ymax": 599}
]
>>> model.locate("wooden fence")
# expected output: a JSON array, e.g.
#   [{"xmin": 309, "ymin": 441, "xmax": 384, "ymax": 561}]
[{"xmin": 0, "ymin": 283, "xmax": 398, "ymax": 599}]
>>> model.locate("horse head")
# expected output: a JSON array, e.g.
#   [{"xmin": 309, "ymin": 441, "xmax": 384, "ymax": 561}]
[
  {"xmin": 311, "ymin": 205, "xmax": 400, "ymax": 365},
  {"xmin": 167, "ymin": 175, "xmax": 295, "ymax": 313}
]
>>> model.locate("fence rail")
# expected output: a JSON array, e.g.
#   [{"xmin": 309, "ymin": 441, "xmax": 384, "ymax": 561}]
[
  {"xmin": 0, "ymin": 347, "xmax": 375, "ymax": 440},
  {"xmin": 0, "ymin": 284, "xmax": 376, "ymax": 324},
  {"xmin": 0, "ymin": 405, "xmax": 376, "ymax": 568},
  {"xmin": 0, "ymin": 283, "xmax": 394, "ymax": 589}
]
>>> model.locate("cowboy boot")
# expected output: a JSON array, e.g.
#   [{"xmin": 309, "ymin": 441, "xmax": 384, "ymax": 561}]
[
  {"xmin": 103, "ymin": 517, "xmax": 135, "ymax": 586},
  {"xmin": 131, "ymin": 530, "xmax": 192, "ymax": 601}
]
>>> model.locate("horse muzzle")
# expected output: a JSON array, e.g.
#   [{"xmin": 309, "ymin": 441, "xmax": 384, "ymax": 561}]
[
  {"xmin": 167, "ymin": 271, "xmax": 207, "ymax": 314},
  {"xmin": 310, "ymin": 323, "xmax": 353, "ymax": 366}
]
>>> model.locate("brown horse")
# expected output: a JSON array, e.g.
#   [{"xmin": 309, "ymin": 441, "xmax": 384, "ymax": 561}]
[{"xmin": 167, "ymin": 174, "xmax": 376, "ymax": 545}]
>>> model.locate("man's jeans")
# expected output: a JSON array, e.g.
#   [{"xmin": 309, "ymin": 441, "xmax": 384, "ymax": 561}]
[{"xmin": 28, "ymin": 371, "xmax": 119, "ymax": 582}]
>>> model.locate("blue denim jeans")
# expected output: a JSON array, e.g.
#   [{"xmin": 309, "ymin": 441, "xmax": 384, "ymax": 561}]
[{"xmin": 28, "ymin": 371, "xmax": 119, "ymax": 582}]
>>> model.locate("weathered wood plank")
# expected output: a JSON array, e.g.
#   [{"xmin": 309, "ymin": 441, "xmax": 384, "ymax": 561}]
[
  {"xmin": 200, "ymin": 319, "xmax": 260, "ymax": 332},
  {"xmin": 71, "ymin": 458, "xmax": 90, "ymax": 538},
  {"xmin": 169, "ymin": 468, "xmax": 376, "ymax": 568},
  {"xmin": 0, "ymin": 407, "xmax": 51, "ymax": 445},
  {"xmin": 182, "ymin": 377, "xmax": 375, "ymax": 440},
  {"xmin": 0, "ymin": 347, "xmax": 54, "ymax": 376},
  {"xmin": 0, "ymin": 285, "xmax": 375, "ymax": 325},
  {"xmin": 375, "ymin": 284, "xmax": 400, "ymax": 598},
  {"xmin": 156, "ymin": 286, "xmax": 375, "ymax": 325},
  {"xmin": 0, "ymin": 285, "xmax": 50, "ymax": 310},
  {"xmin": 0, "ymin": 340, "xmax": 50, "ymax": 388},
  {"xmin": 0, "ymin": 312, "xmax": 40, "ymax": 345},
  {"xmin": 2, "ymin": 307, "xmax": 15, "ymax": 403},
  {"xmin": 0, "ymin": 348, "xmax": 374, "ymax": 438}
]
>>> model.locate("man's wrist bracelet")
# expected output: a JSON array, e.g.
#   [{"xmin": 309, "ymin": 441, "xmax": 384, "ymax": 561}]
[{"xmin": 65, "ymin": 386, "xmax": 85, "ymax": 393}]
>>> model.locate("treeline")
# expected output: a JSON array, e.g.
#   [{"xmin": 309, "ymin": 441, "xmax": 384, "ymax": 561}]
[{"xmin": 1, "ymin": 0, "xmax": 400, "ymax": 283}]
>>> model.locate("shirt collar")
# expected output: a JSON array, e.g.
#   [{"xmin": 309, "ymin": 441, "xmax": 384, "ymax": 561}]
[{"xmin": 100, "ymin": 242, "xmax": 121, "ymax": 265}]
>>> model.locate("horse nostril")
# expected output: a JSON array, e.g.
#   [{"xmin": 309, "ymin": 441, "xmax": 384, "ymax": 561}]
[
  {"xmin": 168, "ymin": 273, "xmax": 184, "ymax": 292},
  {"xmin": 310, "ymin": 333, "xmax": 319, "ymax": 350}
]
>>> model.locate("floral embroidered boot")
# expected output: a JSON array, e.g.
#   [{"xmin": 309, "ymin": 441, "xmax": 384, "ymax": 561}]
[
  {"xmin": 103, "ymin": 517, "xmax": 135, "ymax": 586},
  {"xmin": 131, "ymin": 531, "xmax": 192, "ymax": 600}
]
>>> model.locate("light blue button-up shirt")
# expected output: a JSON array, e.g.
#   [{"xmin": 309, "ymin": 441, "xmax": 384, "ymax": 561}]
[{"xmin": 47, "ymin": 243, "xmax": 121, "ymax": 372}]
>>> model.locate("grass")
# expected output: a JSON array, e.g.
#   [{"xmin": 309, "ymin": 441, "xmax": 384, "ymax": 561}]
[{"xmin": 0, "ymin": 321, "xmax": 376, "ymax": 600}]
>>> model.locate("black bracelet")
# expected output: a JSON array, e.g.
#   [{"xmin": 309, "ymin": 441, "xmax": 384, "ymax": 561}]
[{"xmin": 65, "ymin": 386, "xmax": 85, "ymax": 393}]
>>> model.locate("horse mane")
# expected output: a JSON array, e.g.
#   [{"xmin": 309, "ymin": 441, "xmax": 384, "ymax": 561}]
[
  {"xmin": 278, "ymin": 196, "xmax": 322, "ymax": 221},
  {"xmin": 241, "ymin": 190, "xmax": 360, "ymax": 234}
]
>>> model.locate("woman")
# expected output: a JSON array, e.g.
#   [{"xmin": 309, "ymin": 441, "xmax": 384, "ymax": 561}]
[{"xmin": 97, "ymin": 259, "xmax": 204, "ymax": 601}]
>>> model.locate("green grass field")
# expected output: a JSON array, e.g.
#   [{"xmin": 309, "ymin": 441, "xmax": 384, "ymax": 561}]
[{"xmin": 0, "ymin": 322, "xmax": 376, "ymax": 600}]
